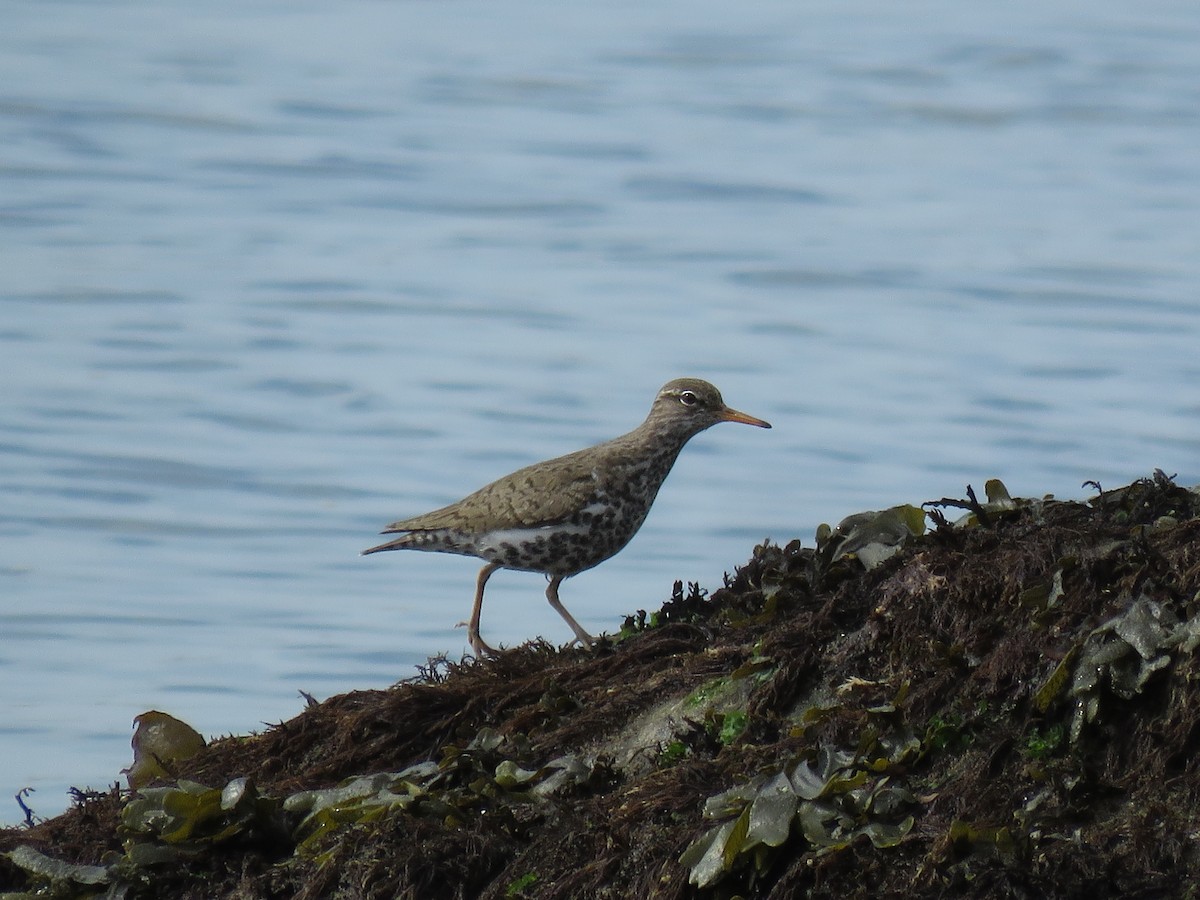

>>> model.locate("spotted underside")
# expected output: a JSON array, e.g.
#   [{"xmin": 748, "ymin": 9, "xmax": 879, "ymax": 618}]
[
  {"xmin": 368, "ymin": 442, "xmax": 680, "ymax": 576},
  {"xmin": 397, "ymin": 516, "xmax": 638, "ymax": 576}
]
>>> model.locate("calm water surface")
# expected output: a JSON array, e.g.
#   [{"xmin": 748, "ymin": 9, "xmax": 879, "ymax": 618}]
[{"xmin": 2, "ymin": 0, "xmax": 1199, "ymax": 820}]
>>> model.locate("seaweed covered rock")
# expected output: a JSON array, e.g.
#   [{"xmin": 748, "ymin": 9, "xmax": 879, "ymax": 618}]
[{"xmin": 3, "ymin": 471, "xmax": 1200, "ymax": 899}]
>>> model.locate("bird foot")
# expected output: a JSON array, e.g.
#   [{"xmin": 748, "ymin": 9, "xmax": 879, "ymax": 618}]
[
  {"xmin": 565, "ymin": 631, "xmax": 601, "ymax": 651},
  {"xmin": 568, "ymin": 628, "xmax": 597, "ymax": 648},
  {"xmin": 456, "ymin": 620, "xmax": 498, "ymax": 657}
]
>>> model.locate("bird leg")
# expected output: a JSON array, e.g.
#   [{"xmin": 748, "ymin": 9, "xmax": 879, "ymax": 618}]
[
  {"xmin": 467, "ymin": 562, "xmax": 502, "ymax": 657},
  {"xmin": 546, "ymin": 576, "xmax": 596, "ymax": 647}
]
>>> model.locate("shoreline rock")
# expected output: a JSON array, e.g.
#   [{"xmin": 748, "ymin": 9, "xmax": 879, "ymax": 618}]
[{"xmin": 4, "ymin": 472, "xmax": 1200, "ymax": 898}]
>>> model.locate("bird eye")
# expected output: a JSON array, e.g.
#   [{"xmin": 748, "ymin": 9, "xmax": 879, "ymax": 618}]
[{"xmin": 678, "ymin": 390, "xmax": 699, "ymax": 407}]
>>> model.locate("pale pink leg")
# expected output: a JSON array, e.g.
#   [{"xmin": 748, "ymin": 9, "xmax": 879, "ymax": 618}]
[
  {"xmin": 467, "ymin": 562, "xmax": 501, "ymax": 656},
  {"xmin": 546, "ymin": 576, "xmax": 596, "ymax": 647}
]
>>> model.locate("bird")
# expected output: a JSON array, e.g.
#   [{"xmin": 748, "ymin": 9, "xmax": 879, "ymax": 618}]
[{"xmin": 362, "ymin": 378, "xmax": 771, "ymax": 656}]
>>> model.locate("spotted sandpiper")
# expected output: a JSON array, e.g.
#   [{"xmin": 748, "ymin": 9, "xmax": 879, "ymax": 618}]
[{"xmin": 363, "ymin": 378, "xmax": 770, "ymax": 655}]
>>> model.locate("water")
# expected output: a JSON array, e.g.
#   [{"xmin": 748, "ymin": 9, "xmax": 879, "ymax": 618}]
[{"xmin": 2, "ymin": 0, "xmax": 1198, "ymax": 822}]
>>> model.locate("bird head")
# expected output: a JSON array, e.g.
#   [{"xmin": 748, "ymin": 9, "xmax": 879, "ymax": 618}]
[{"xmin": 650, "ymin": 378, "xmax": 772, "ymax": 437}]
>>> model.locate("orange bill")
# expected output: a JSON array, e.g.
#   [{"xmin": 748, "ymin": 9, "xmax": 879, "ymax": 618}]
[{"xmin": 719, "ymin": 406, "xmax": 771, "ymax": 428}]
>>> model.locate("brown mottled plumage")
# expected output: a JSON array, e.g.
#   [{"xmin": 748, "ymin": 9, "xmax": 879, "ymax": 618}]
[{"xmin": 363, "ymin": 378, "xmax": 770, "ymax": 655}]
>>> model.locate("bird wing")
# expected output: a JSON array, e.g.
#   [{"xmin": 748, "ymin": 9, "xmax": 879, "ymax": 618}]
[{"xmin": 380, "ymin": 446, "xmax": 604, "ymax": 534}]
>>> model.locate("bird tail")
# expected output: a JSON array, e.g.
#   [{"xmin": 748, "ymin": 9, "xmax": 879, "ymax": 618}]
[{"xmin": 360, "ymin": 533, "xmax": 416, "ymax": 556}]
